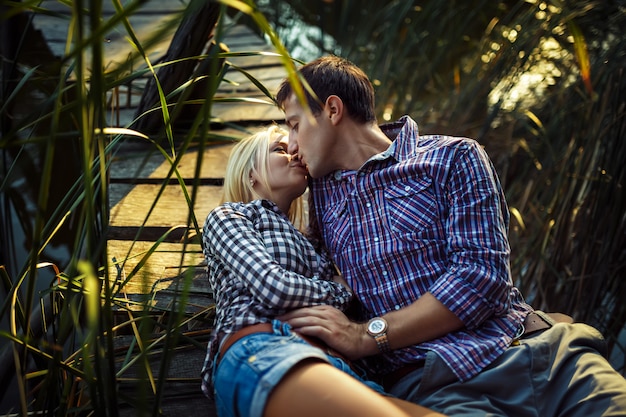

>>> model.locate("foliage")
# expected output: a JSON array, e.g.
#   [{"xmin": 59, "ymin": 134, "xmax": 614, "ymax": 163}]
[
  {"xmin": 262, "ymin": 0, "xmax": 626, "ymax": 372},
  {"xmin": 0, "ymin": 0, "xmax": 295, "ymax": 415},
  {"xmin": 1, "ymin": 0, "xmax": 625, "ymax": 415}
]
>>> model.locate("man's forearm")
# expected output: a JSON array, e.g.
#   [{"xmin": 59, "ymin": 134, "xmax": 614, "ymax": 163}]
[{"xmin": 365, "ymin": 292, "xmax": 464, "ymax": 356}]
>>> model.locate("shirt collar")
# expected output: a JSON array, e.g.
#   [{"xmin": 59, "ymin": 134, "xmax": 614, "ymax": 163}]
[
  {"xmin": 379, "ymin": 115, "xmax": 420, "ymax": 162},
  {"xmin": 329, "ymin": 115, "xmax": 419, "ymax": 180}
]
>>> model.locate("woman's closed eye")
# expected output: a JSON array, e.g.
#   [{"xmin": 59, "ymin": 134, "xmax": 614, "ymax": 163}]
[{"xmin": 272, "ymin": 144, "xmax": 288, "ymax": 153}]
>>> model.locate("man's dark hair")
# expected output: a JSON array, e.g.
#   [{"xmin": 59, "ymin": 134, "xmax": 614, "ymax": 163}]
[{"xmin": 276, "ymin": 56, "xmax": 377, "ymax": 124}]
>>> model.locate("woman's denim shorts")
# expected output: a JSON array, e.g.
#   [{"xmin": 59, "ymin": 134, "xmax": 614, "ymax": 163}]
[{"xmin": 212, "ymin": 320, "xmax": 384, "ymax": 417}]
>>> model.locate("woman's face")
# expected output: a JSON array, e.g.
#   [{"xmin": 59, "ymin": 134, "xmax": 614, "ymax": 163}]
[{"xmin": 255, "ymin": 136, "xmax": 309, "ymax": 203}]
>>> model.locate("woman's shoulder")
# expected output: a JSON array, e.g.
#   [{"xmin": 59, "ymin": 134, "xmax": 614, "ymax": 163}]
[
  {"xmin": 207, "ymin": 199, "xmax": 274, "ymax": 221},
  {"xmin": 209, "ymin": 200, "xmax": 250, "ymax": 216},
  {"xmin": 204, "ymin": 200, "xmax": 288, "ymax": 241}
]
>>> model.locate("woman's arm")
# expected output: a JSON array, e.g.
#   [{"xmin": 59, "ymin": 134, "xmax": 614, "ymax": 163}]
[{"xmin": 204, "ymin": 203, "xmax": 353, "ymax": 311}]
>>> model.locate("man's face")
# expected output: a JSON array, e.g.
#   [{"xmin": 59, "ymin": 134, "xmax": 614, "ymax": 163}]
[{"xmin": 283, "ymin": 93, "xmax": 335, "ymax": 179}]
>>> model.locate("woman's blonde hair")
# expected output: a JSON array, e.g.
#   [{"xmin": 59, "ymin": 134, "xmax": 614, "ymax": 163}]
[{"xmin": 222, "ymin": 125, "xmax": 305, "ymax": 228}]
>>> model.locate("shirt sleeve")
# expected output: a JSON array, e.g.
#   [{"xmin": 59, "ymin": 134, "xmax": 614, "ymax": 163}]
[
  {"xmin": 428, "ymin": 141, "xmax": 513, "ymax": 329},
  {"xmin": 204, "ymin": 204, "xmax": 353, "ymax": 312}
]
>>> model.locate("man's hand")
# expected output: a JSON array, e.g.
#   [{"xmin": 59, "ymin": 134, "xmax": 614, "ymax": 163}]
[
  {"xmin": 280, "ymin": 293, "xmax": 465, "ymax": 360},
  {"xmin": 278, "ymin": 305, "xmax": 376, "ymax": 360}
]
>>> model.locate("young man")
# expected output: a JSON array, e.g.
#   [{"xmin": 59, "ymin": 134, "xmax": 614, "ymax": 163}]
[{"xmin": 276, "ymin": 56, "xmax": 626, "ymax": 416}]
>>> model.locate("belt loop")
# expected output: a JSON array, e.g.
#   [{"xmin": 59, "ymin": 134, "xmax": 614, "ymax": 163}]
[{"xmin": 277, "ymin": 319, "xmax": 290, "ymax": 335}]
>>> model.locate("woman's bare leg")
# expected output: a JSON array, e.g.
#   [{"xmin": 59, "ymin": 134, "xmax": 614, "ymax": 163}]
[{"xmin": 264, "ymin": 361, "xmax": 445, "ymax": 417}]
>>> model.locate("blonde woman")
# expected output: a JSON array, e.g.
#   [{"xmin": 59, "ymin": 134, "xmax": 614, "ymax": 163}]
[{"xmin": 200, "ymin": 126, "xmax": 444, "ymax": 417}]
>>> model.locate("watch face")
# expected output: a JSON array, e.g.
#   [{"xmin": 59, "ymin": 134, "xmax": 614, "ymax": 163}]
[{"xmin": 368, "ymin": 318, "xmax": 386, "ymax": 334}]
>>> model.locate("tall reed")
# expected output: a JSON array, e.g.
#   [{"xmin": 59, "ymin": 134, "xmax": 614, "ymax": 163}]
[{"xmin": 0, "ymin": 0, "xmax": 297, "ymax": 414}]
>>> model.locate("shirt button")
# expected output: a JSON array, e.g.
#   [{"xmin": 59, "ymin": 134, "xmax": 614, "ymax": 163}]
[
  {"xmin": 395, "ymin": 305, "xmax": 401, "ymax": 310},
  {"xmin": 366, "ymin": 203, "xmax": 371, "ymax": 208},
  {"xmin": 404, "ymin": 186, "xmax": 411, "ymax": 191},
  {"xmin": 334, "ymin": 171, "xmax": 342, "ymax": 180},
  {"xmin": 374, "ymin": 237, "xmax": 379, "ymax": 242}
]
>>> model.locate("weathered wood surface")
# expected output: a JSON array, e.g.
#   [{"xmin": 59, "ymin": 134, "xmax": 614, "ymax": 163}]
[
  {"xmin": 108, "ymin": 139, "xmax": 235, "ymax": 290},
  {"xmin": 35, "ymin": 3, "xmax": 289, "ymax": 414},
  {"xmin": 104, "ymin": 11, "xmax": 289, "ymax": 416},
  {"xmin": 32, "ymin": 0, "xmax": 286, "ymax": 127},
  {"xmin": 131, "ymin": 1, "xmax": 222, "ymax": 133},
  {"xmin": 104, "ymin": 17, "xmax": 287, "ymax": 295}
]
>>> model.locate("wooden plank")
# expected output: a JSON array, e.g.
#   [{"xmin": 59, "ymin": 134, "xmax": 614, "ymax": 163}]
[
  {"xmin": 219, "ymin": 68, "xmax": 287, "ymax": 94},
  {"xmin": 148, "ymin": 141, "xmax": 236, "ymax": 178},
  {"xmin": 33, "ymin": 0, "xmax": 183, "ymax": 63},
  {"xmin": 212, "ymin": 102, "xmax": 285, "ymax": 123},
  {"xmin": 224, "ymin": 52, "xmax": 285, "ymax": 69},
  {"xmin": 109, "ymin": 183, "xmax": 223, "ymax": 227},
  {"xmin": 108, "ymin": 225, "xmax": 195, "ymax": 242},
  {"xmin": 108, "ymin": 240, "xmax": 204, "ymax": 294},
  {"xmin": 116, "ymin": 340, "xmax": 216, "ymax": 416},
  {"xmin": 224, "ymin": 36, "xmax": 268, "ymax": 50},
  {"xmin": 110, "ymin": 178, "xmax": 224, "ymax": 186}
]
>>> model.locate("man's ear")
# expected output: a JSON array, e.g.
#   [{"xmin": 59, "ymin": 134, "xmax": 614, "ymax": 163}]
[{"xmin": 325, "ymin": 95, "xmax": 344, "ymax": 125}]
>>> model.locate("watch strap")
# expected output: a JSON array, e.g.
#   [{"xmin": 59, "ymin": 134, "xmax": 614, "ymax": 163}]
[{"xmin": 374, "ymin": 332, "xmax": 391, "ymax": 354}]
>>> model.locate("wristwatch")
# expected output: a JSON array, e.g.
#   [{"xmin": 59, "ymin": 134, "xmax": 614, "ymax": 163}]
[{"xmin": 367, "ymin": 317, "xmax": 391, "ymax": 354}]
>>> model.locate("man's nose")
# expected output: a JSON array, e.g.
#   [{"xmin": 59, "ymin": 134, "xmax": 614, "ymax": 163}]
[{"xmin": 287, "ymin": 133, "xmax": 298, "ymax": 155}]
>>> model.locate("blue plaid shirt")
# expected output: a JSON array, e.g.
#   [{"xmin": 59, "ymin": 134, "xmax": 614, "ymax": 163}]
[
  {"xmin": 308, "ymin": 115, "xmax": 532, "ymax": 381},
  {"xmin": 200, "ymin": 199, "xmax": 352, "ymax": 397}
]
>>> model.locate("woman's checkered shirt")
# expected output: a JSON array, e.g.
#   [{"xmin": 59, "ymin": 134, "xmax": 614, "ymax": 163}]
[{"xmin": 200, "ymin": 199, "xmax": 352, "ymax": 397}]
